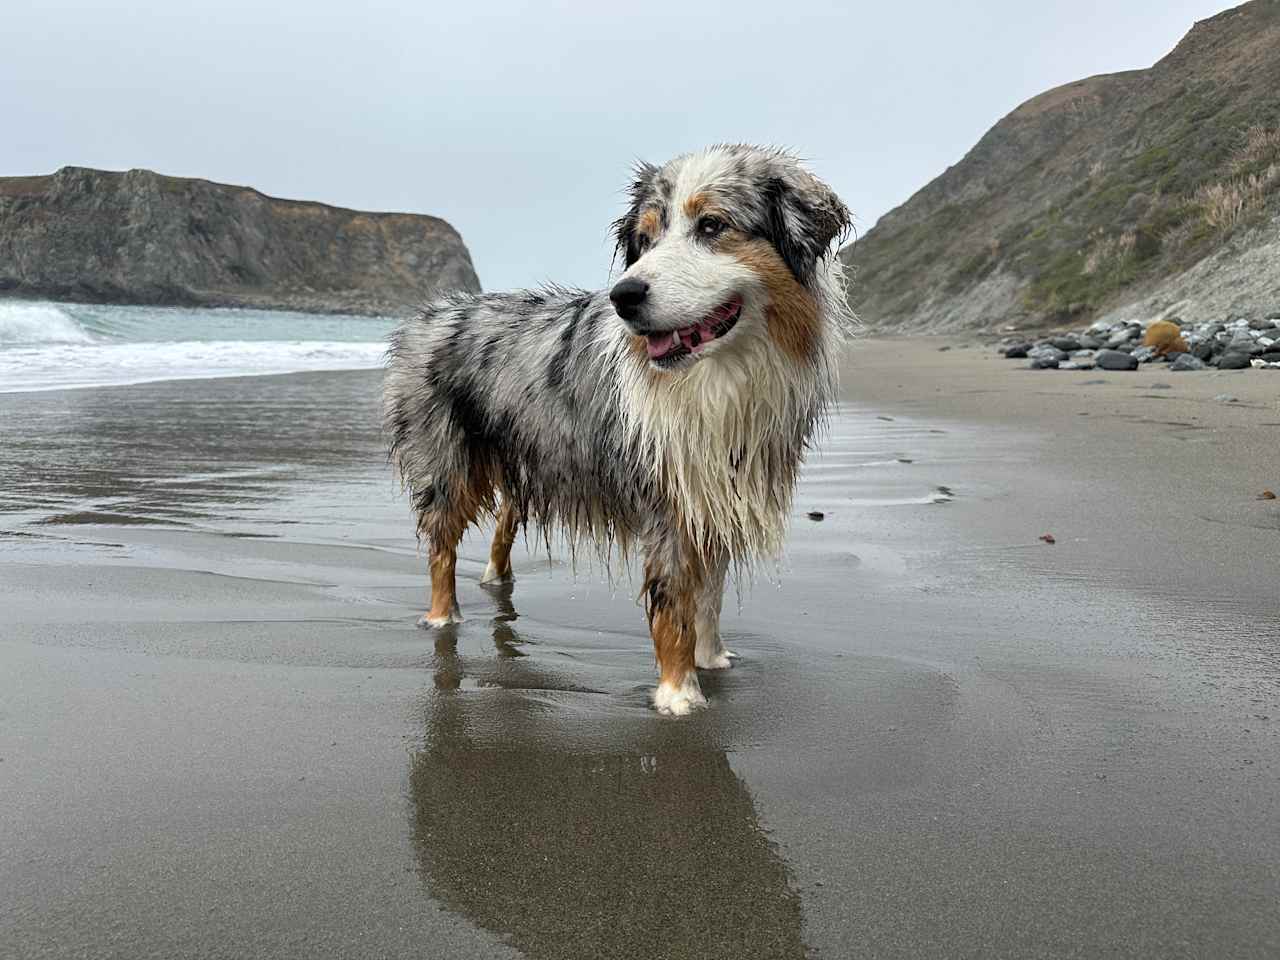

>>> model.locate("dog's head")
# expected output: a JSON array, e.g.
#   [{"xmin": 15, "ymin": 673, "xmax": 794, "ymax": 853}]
[{"xmin": 610, "ymin": 145, "xmax": 850, "ymax": 371}]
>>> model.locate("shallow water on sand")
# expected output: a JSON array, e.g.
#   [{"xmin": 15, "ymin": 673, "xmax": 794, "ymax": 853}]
[{"xmin": 2, "ymin": 370, "xmax": 1277, "ymax": 959}]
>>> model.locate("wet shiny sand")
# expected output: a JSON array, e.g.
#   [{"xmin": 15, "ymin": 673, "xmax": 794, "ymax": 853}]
[{"xmin": 2, "ymin": 361, "xmax": 1277, "ymax": 959}]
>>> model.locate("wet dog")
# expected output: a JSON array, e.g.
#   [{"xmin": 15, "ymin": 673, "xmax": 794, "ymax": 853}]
[{"xmin": 384, "ymin": 144, "xmax": 853, "ymax": 715}]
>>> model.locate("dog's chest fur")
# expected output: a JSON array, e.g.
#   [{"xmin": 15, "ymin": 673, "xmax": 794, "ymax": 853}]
[{"xmin": 615, "ymin": 327, "xmax": 820, "ymax": 560}]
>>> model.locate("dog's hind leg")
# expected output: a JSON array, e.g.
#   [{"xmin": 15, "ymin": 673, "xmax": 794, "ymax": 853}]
[
  {"xmin": 480, "ymin": 498, "xmax": 520, "ymax": 586},
  {"xmin": 644, "ymin": 534, "xmax": 707, "ymax": 716},
  {"xmin": 694, "ymin": 552, "xmax": 737, "ymax": 670},
  {"xmin": 417, "ymin": 472, "xmax": 492, "ymax": 628},
  {"xmin": 421, "ymin": 529, "xmax": 465, "ymax": 628}
]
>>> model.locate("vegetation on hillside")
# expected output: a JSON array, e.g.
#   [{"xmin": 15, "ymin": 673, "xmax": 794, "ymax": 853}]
[{"xmin": 842, "ymin": 0, "xmax": 1280, "ymax": 330}]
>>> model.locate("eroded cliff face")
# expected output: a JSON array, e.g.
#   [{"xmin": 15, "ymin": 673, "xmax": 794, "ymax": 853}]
[
  {"xmin": 841, "ymin": 0, "xmax": 1280, "ymax": 332},
  {"xmin": 0, "ymin": 166, "xmax": 480, "ymax": 315}
]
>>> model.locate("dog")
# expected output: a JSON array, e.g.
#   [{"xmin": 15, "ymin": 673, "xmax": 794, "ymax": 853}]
[{"xmin": 384, "ymin": 144, "xmax": 853, "ymax": 715}]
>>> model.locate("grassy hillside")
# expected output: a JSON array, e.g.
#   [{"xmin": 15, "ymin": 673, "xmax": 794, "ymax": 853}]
[{"xmin": 841, "ymin": 0, "xmax": 1280, "ymax": 331}]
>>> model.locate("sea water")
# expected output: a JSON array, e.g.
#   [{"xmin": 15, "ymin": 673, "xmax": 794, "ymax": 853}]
[{"xmin": 0, "ymin": 300, "xmax": 396, "ymax": 393}]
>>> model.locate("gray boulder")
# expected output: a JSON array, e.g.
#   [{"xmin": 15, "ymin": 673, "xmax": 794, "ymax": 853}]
[
  {"xmin": 1096, "ymin": 349, "xmax": 1139, "ymax": 371},
  {"xmin": 1170, "ymin": 353, "xmax": 1207, "ymax": 371},
  {"xmin": 1218, "ymin": 352, "xmax": 1252, "ymax": 370}
]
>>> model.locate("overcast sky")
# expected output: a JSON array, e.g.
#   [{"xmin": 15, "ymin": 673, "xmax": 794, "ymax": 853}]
[{"xmin": 5, "ymin": 0, "xmax": 1234, "ymax": 291}]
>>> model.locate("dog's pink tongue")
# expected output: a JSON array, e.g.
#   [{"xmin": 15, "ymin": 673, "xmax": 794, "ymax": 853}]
[{"xmin": 646, "ymin": 331, "xmax": 677, "ymax": 358}]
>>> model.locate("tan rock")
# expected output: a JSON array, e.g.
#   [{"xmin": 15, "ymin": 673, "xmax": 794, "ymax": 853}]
[{"xmin": 1142, "ymin": 320, "xmax": 1189, "ymax": 356}]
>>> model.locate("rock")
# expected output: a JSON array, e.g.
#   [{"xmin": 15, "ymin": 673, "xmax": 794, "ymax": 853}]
[
  {"xmin": 1002, "ymin": 342, "xmax": 1032, "ymax": 358},
  {"xmin": 1079, "ymin": 335, "xmax": 1102, "ymax": 350},
  {"xmin": 1260, "ymin": 351, "xmax": 1280, "ymax": 365},
  {"xmin": 1131, "ymin": 345, "xmax": 1159, "ymax": 363},
  {"xmin": 1191, "ymin": 340, "xmax": 1215, "ymax": 361},
  {"xmin": 1217, "ymin": 352, "xmax": 1252, "ymax": 370},
  {"xmin": 1213, "ymin": 394, "xmax": 1239, "ymax": 403},
  {"xmin": 1249, "ymin": 318, "xmax": 1273, "ymax": 330},
  {"xmin": 1106, "ymin": 331, "xmax": 1137, "ymax": 349},
  {"xmin": 807, "ymin": 511, "xmax": 825, "ymax": 521},
  {"xmin": 1096, "ymin": 349, "xmax": 1139, "ymax": 371},
  {"xmin": 0, "ymin": 166, "xmax": 480, "ymax": 314},
  {"xmin": 1142, "ymin": 319, "xmax": 1189, "ymax": 356},
  {"xmin": 1030, "ymin": 357, "xmax": 1060, "ymax": 369},
  {"xmin": 1029, "ymin": 345, "xmax": 1069, "ymax": 363},
  {"xmin": 1050, "ymin": 336, "xmax": 1081, "ymax": 351},
  {"xmin": 1169, "ymin": 353, "xmax": 1207, "ymax": 371},
  {"xmin": 1060, "ymin": 360, "xmax": 1095, "ymax": 370}
]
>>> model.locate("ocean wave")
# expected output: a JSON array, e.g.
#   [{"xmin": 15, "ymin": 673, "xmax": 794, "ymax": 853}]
[
  {"xmin": 0, "ymin": 302, "xmax": 94, "ymax": 345},
  {"xmin": 0, "ymin": 340, "xmax": 387, "ymax": 393}
]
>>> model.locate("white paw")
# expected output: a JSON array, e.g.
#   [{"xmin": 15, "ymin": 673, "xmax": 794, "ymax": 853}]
[
  {"xmin": 652, "ymin": 674, "xmax": 707, "ymax": 716},
  {"xmin": 417, "ymin": 609, "xmax": 463, "ymax": 628},
  {"xmin": 695, "ymin": 644, "xmax": 739, "ymax": 670},
  {"xmin": 479, "ymin": 561, "xmax": 513, "ymax": 585},
  {"xmin": 695, "ymin": 651, "xmax": 733, "ymax": 670}
]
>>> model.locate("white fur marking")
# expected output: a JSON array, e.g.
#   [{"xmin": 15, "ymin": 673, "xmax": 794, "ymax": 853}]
[
  {"xmin": 479, "ymin": 561, "xmax": 512, "ymax": 585},
  {"xmin": 652, "ymin": 671, "xmax": 706, "ymax": 716}
]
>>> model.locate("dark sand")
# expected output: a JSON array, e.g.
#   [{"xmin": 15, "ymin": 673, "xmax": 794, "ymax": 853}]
[{"xmin": 2, "ymin": 348, "xmax": 1277, "ymax": 959}]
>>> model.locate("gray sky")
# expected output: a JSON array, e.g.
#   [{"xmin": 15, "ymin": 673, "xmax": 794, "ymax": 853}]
[{"xmin": 5, "ymin": 0, "xmax": 1234, "ymax": 292}]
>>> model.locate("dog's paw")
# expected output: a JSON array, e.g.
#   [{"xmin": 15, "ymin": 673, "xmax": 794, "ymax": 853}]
[
  {"xmin": 695, "ymin": 644, "xmax": 739, "ymax": 670},
  {"xmin": 416, "ymin": 609, "xmax": 463, "ymax": 629},
  {"xmin": 695, "ymin": 651, "xmax": 733, "ymax": 670},
  {"xmin": 652, "ymin": 674, "xmax": 707, "ymax": 717},
  {"xmin": 479, "ymin": 561, "xmax": 513, "ymax": 585}
]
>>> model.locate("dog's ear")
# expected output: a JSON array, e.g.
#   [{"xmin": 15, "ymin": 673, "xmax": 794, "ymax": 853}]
[
  {"xmin": 762, "ymin": 172, "xmax": 851, "ymax": 284},
  {"xmin": 612, "ymin": 161, "xmax": 660, "ymax": 268}
]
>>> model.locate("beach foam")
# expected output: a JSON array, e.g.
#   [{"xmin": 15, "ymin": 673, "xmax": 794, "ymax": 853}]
[
  {"xmin": 0, "ymin": 300, "xmax": 395, "ymax": 392},
  {"xmin": 0, "ymin": 302, "xmax": 95, "ymax": 345}
]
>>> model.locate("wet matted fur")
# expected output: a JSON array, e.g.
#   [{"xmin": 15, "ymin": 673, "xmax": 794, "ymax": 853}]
[{"xmin": 384, "ymin": 144, "xmax": 854, "ymax": 715}]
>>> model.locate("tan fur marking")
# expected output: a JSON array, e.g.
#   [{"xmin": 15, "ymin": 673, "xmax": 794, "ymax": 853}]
[
  {"xmin": 722, "ymin": 234, "xmax": 820, "ymax": 364},
  {"xmin": 487, "ymin": 499, "xmax": 520, "ymax": 580},
  {"xmin": 682, "ymin": 192, "xmax": 712, "ymax": 221},
  {"xmin": 427, "ymin": 543, "xmax": 460, "ymax": 622},
  {"xmin": 644, "ymin": 550, "xmax": 701, "ymax": 687},
  {"xmin": 649, "ymin": 586, "xmax": 698, "ymax": 687},
  {"xmin": 421, "ymin": 465, "xmax": 499, "ymax": 621},
  {"xmin": 638, "ymin": 209, "xmax": 661, "ymax": 239}
]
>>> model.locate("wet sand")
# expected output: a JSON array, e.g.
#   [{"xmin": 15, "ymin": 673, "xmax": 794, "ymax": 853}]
[{"xmin": 2, "ymin": 351, "xmax": 1278, "ymax": 959}]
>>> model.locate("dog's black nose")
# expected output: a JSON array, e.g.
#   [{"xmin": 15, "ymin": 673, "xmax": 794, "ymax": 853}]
[{"xmin": 609, "ymin": 277, "xmax": 649, "ymax": 321}]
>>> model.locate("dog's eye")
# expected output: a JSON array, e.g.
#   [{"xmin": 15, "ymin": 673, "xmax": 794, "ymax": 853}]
[{"xmin": 696, "ymin": 216, "xmax": 726, "ymax": 238}]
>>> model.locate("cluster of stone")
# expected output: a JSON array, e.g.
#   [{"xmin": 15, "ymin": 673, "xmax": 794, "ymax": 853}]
[{"xmin": 998, "ymin": 313, "xmax": 1280, "ymax": 372}]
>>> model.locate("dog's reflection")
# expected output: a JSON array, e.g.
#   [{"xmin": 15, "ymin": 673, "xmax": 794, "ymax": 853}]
[{"xmin": 411, "ymin": 581, "xmax": 808, "ymax": 960}]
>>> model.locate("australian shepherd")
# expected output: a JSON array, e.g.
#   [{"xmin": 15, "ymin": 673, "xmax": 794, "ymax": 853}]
[{"xmin": 384, "ymin": 144, "xmax": 853, "ymax": 715}]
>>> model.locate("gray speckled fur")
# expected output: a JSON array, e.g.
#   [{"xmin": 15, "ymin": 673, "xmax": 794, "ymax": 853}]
[{"xmin": 384, "ymin": 285, "xmax": 654, "ymax": 551}]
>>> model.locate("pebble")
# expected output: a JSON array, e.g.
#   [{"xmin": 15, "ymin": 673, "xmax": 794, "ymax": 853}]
[{"xmin": 1213, "ymin": 394, "xmax": 1239, "ymax": 403}]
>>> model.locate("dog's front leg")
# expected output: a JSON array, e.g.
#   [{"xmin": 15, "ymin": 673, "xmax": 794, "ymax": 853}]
[
  {"xmin": 694, "ymin": 552, "xmax": 737, "ymax": 670},
  {"xmin": 644, "ymin": 532, "xmax": 707, "ymax": 716}
]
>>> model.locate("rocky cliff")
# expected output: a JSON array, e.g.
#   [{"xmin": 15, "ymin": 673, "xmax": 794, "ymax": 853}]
[
  {"xmin": 0, "ymin": 167, "xmax": 480, "ymax": 315},
  {"xmin": 841, "ymin": 0, "xmax": 1280, "ymax": 333}
]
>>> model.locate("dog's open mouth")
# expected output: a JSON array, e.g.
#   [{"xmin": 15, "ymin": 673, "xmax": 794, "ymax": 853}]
[{"xmin": 645, "ymin": 297, "xmax": 742, "ymax": 365}]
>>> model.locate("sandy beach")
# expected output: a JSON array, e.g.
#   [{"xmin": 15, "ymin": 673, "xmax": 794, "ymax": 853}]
[{"xmin": 3, "ymin": 345, "xmax": 1278, "ymax": 959}]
